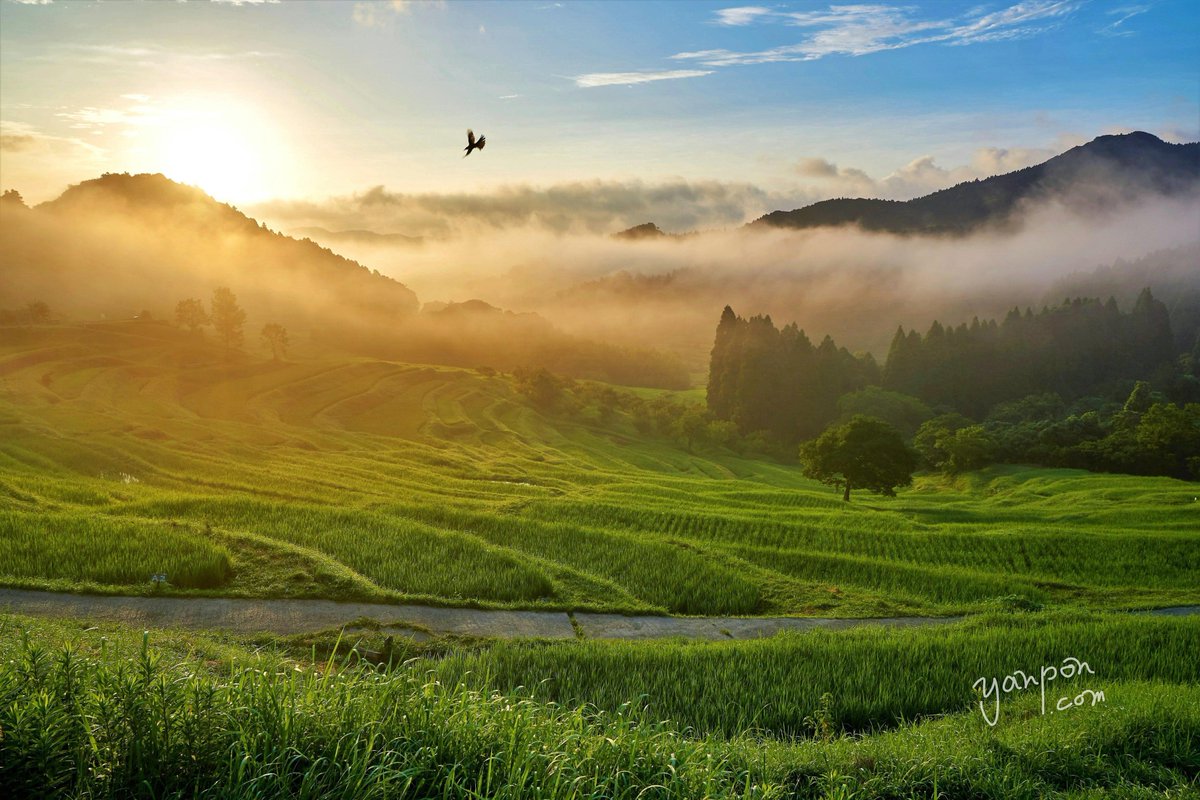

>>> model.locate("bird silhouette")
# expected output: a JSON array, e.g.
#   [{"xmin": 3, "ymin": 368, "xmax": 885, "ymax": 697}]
[{"xmin": 463, "ymin": 129, "xmax": 486, "ymax": 157}]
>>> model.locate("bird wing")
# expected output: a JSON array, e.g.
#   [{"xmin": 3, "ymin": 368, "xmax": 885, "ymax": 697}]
[
  {"xmin": 477, "ymin": 136, "xmax": 486, "ymax": 149},
  {"xmin": 466, "ymin": 129, "xmax": 476, "ymax": 146}
]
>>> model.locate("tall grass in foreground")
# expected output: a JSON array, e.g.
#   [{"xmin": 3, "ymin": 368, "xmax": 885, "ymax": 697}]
[
  {"xmin": 432, "ymin": 613, "xmax": 1200, "ymax": 738},
  {"xmin": 0, "ymin": 628, "xmax": 766, "ymax": 800},
  {"xmin": 1, "ymin": 618, "xmax": 1197, "ymax": 800}
]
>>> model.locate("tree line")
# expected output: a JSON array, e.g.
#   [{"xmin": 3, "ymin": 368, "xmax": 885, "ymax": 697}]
[
  {"xmin": 882, "ymin": 289, "xmax": 1181, "ymax": 417},
  {"xmin": 707, "ymin": 291, "xmax": 1200, "ymax": 482}
]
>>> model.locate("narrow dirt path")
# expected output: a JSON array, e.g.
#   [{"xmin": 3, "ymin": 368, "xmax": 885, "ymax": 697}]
[{"xmin": 0, "ymin": 589, "xmax": 1193, "ymax": 641}]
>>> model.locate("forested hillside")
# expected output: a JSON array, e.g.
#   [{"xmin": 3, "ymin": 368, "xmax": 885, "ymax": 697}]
[{"xmin": 708, "ymin": 290, "xmax": 1200, "ymax": 479}]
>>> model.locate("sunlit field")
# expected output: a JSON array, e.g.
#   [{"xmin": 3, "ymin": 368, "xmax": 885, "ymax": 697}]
[
  {"xmin": 3, "ymin": 612, "xmax": 1197, "ymax": 799},
  {"xmin": 3, "ymin": 321, "xmax": 1198, "ymax": 616}
]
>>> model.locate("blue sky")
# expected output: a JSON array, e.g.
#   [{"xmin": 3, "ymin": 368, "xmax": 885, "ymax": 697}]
[{"xmin": 1, "ymin": 0, "xmax": 1197, "ymax": 207}]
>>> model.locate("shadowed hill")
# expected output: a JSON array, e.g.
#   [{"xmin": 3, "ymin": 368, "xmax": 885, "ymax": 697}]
[
  {"xmin": 3, "ymin": 173, "xmax": 419, "ymax": 323},
  {"xmin": 753, "ymin": 132, "xmax": 1200, "ymax": 235},
  {"xmin": 613, "ymin": 222, "xmax": 667, "ymax": 240}
]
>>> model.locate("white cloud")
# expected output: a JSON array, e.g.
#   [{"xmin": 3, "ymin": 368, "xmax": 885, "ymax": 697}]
[
  {"xmin": 0, "ymin": 119, "xmax": 104, "ymax": 157},
  {"xmin": 353, "ymin": 0, "xmax": 443, "ymax": 28},
  {"xmin": 251, "ymin": 178, "xmax": 794, "ymax": 237},
  {"xmin": 51, "ymin": 95, "xmax": 214, "ymax": 138},
  {"xmin": 670, "ymin": 2, "xmax": 1080, "ymax": 67},
  {"xmin": 1097, "ymin": 3, "xmax": 1151, "ymax": 37},
  {"xmin": 353, "ymin": 3, "xmax": 383, "ymax": 28},
  {"xmin": 42, "ymin": 44, "xmax": 279, "ymax": 65},
  {"xmin": 574, "ymin": 69, "xmax": 713, "ymax": 88},
  {"xmin": 714, "ymin": 6, "xmax": 772, "ymax": 26},
  {"xmin": 796, "ymin": 145, "xmax": 1058, "ymax": 200},
  {"xmin": 7, "ymin": 0, "xmax": 54, "ymax": 5}
]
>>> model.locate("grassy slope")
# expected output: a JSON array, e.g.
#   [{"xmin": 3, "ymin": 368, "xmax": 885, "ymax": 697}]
[
  {"xmin": 1, "ymin": 321, "xmax": 1198, "ymax": 616},
  {"xmin": 2, "ymin": 612, "xmax": 1196, "ymax": 799}
]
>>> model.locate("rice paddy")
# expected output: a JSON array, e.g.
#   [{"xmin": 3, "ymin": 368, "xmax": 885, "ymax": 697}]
[{"xmin": 1, "ymin": 320, "xmax": 1198, "ymax": 616}]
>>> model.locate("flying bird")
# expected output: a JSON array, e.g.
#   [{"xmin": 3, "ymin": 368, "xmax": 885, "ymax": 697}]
[{"xmin": 463, "ymin": 129, "xmax": 486, "ymax": 157}]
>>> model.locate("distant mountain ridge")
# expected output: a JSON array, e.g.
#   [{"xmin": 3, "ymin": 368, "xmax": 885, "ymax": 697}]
[
  {"xmin": 292, "ymin": 226, "xmax": 423, "ymax": 247},
  {"xmin": 752, "ymin": 132, "xmax": 1200, "ymax": 235}
]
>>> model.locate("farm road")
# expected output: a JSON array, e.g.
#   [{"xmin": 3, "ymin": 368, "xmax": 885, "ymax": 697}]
[
  {"xmin": 0, "ymin": 588, "xmax": 963, "ymax": 640},
  {"xmin": 1, "ymin": 589, "xmax": 1194, "ymax": 641}
]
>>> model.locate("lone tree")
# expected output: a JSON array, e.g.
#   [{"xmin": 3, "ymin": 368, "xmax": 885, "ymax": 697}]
[
  {"xmin": 261, "ymin": 322, "xmax": 289, "ymax": 361},
  {"xmin": 513, "ymin": 367, "xmax": 567, "ymax": 412},
  {"xmin": 27, "ymin": 301, "xmax": 51, "ymax": 324},
  {"xmin": 210, "ymin": 287, "xmax": 246, "ymax": 350},
  {"xmin": 800, "ymin": 415, "xmax": 916, "ymax": 501},
  {"xmin": 174, "ymin": 298, "xmax": 209, "ymax": 334}
]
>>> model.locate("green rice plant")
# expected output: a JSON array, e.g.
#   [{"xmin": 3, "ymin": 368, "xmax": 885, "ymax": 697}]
[
  {"xmin": 431, "ymin": 613, "xmax": 1200, "ymax": 738},
  {"xmin": 1, "ymin": 615, "xmax": 1197, "ymax": 799},
  {"xmin": 0, "ymin": 511, "xmax": 231, "ymax": 589},
  {"xmin": 114, "ymin": 497, "xmax": 556, "ymax": 603},
  {"xmin": 391, "ymin": 503, "xmax": 764, "ymax": 614}
]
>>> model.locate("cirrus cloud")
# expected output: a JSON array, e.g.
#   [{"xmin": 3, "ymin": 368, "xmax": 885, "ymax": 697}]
[
  {"xmin": 580, "ymin": 2, "xmax": 1083, "ymax": 86},
  {"xmin": 573, "ymin": 69, "xmax": 713, "ymax": 88}
]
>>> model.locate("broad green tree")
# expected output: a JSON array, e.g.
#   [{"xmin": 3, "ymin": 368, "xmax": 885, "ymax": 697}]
[
  {"xmin": 912, "ymin": 413, "xmax": 972, "ymax": 470},
  {"xmin": 800, "ymin": 415, "xmax": 917, "ymax": 502}
]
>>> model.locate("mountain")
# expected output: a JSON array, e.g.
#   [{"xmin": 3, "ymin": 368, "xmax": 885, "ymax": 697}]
[
  {"xmin": 613, "ymin": 222, "xmax": 667, "ymax": 240},
  {"xmin": 753, "ymin": 132, "xmax": 1200, "ymax": 235},
  {"xmin": 2, "ymin": 173, "xmax": 419, "ymax": 325}
]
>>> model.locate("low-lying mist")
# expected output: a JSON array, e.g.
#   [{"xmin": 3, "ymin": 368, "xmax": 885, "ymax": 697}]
[
  {"xmin": 271, "ymin": 191, "xmax": 1200, "ymax": 368},
  {"xmin": 4, "ymin": 170, "xmax": 1197, "ymax": 387}
]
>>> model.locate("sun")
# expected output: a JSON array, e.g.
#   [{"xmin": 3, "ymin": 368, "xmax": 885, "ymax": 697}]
[
  {"xmin": 152, "ymin": 102, "xmax": 284, "ymax": 203},
  {"xmin": 160, "ymin": 123, "xmax": 260, "ymax": 202}
]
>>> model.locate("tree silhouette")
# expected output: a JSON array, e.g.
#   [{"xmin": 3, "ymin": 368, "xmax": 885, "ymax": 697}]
[
  {"xmin": 210, "ymin": 287, "xmax": 246, "ymax": 350},
  {"xmin": 174, "ymin": 298, "xmax": 209, "ymax": 334},
  {"xmin": 27, "ymin": 301, "xmax": 51, "ymax": 324},
  {"xmin": 514, "ymin": 368, "xmax": 565, "ymax": 411},
  {"xmin": 1, "ymin": 189, "xmax": 27, "ymax": 210},
  {"xmin": 261, "ymin": 322, "xmax": 289, "ymax": 361},
  {"xmin": 800, "ymin": 416, "xmax": 916, "ymax": 501}
]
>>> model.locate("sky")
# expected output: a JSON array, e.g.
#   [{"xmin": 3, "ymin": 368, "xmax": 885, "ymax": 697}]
[{"xmin": 1, "ymin": 0, "xmax": 1198, "ymax": 215}]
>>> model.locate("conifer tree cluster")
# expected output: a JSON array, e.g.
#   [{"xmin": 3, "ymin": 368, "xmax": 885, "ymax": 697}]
[
  {"xmin": 707, "ymin": 306, "xmax": 879, "ymax": 442},
  {"xmin": 882, "ymin": 289, "xmax": 1177, "ymax": 417}
]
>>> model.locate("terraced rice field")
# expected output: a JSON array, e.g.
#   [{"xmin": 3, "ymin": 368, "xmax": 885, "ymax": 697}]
[{"xmin": 1, "ymin": 321, "xmax": 1197, "ymax": 616}]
